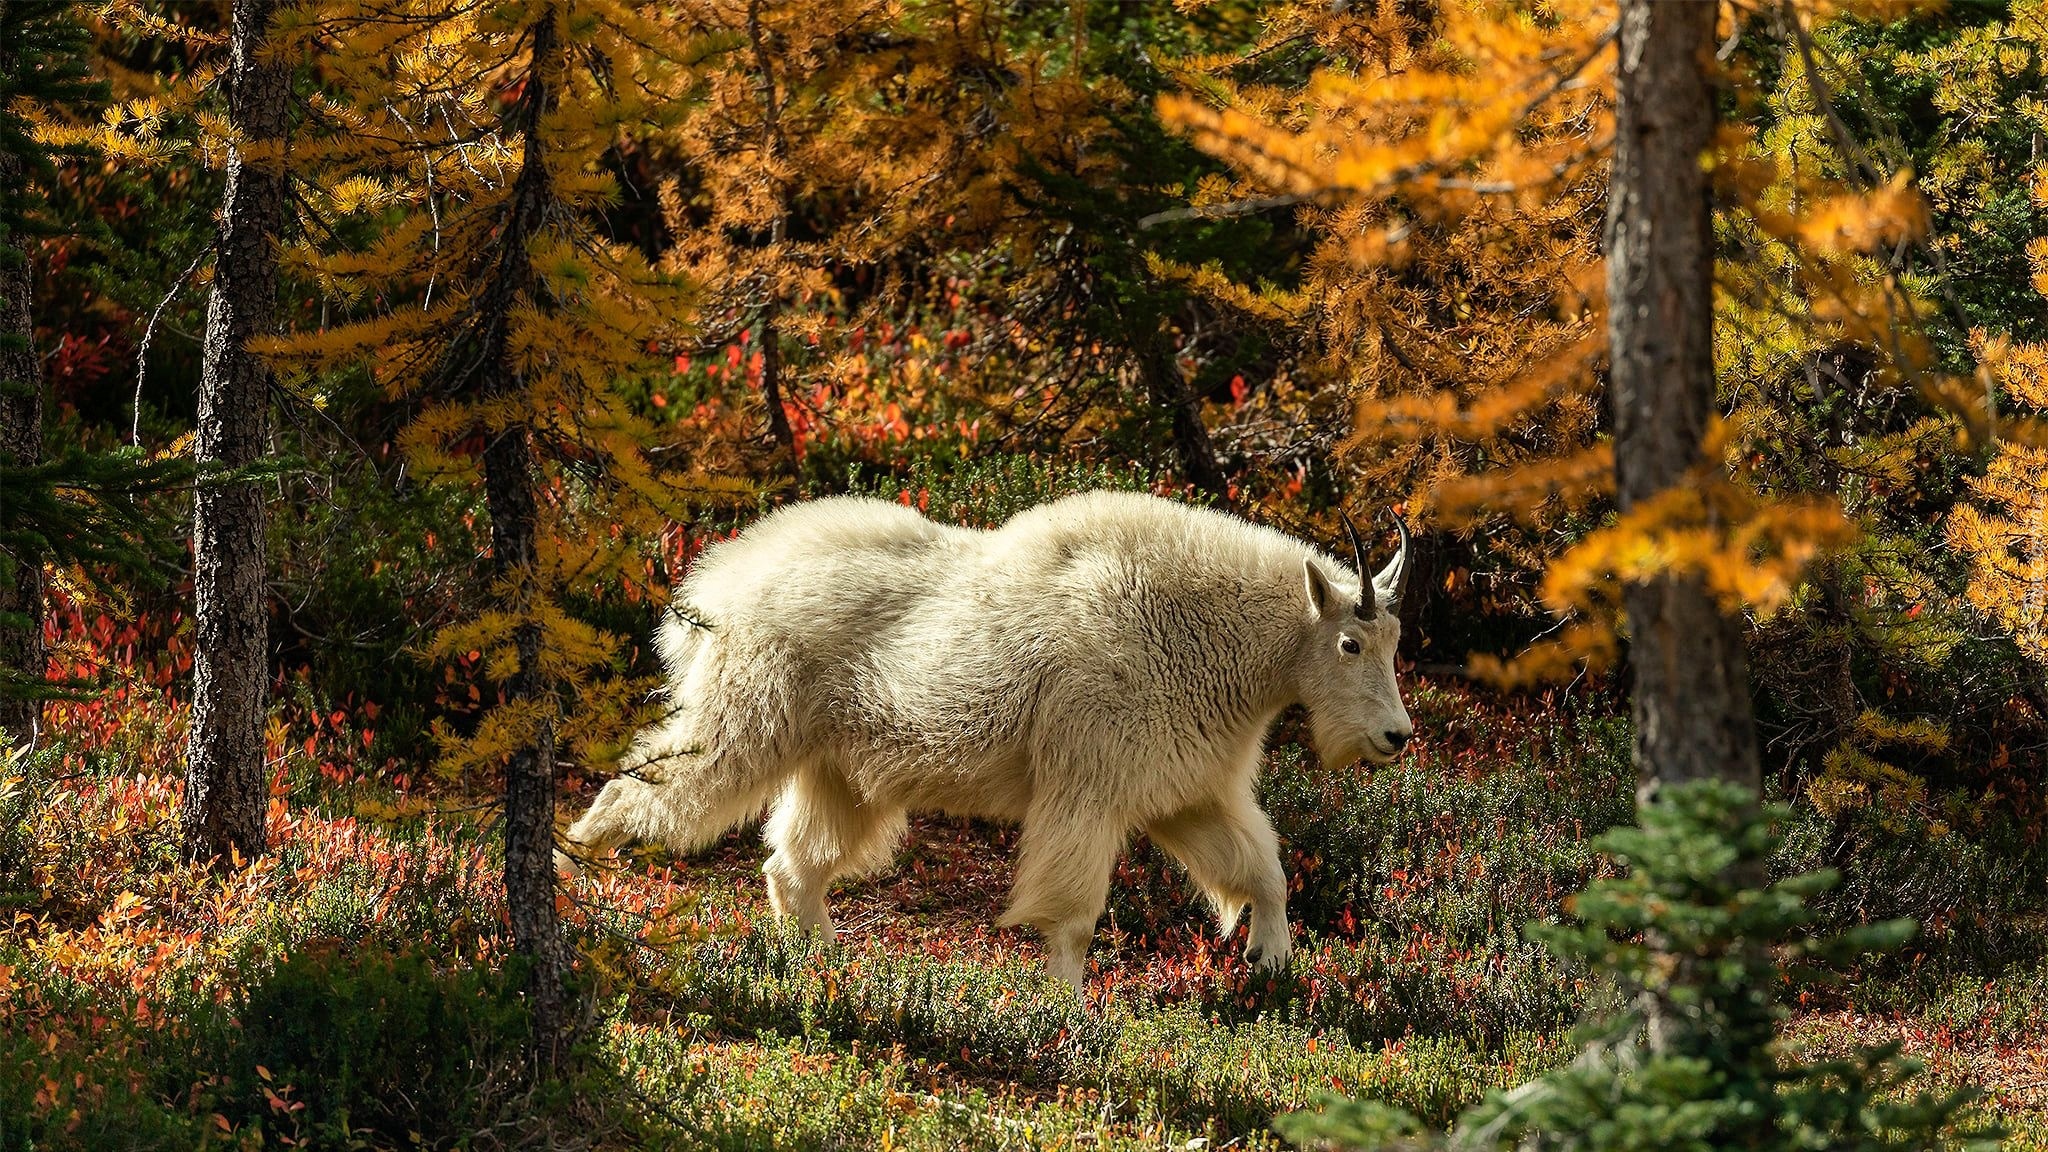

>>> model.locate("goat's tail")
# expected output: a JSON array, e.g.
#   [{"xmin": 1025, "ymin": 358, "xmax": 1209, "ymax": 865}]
[{"xmin": 559, "ymin": 614, "xmax": 796, "ymax": 870}]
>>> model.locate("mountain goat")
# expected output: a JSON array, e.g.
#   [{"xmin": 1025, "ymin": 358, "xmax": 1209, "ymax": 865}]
[{"xmin": 562, "ymin": 490, "xmax": 1413, "ymax": 988}]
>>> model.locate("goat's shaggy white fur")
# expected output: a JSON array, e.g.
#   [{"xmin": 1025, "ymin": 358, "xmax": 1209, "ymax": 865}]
[{"xmin": 564, "ymin": 490, "xmax": 1413, "ymax": 987}]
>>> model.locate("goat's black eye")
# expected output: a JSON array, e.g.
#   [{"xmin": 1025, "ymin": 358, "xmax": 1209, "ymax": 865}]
[{"xmin": 1339, "ymin": 636, "xmax": 1361, "ymax": 655}]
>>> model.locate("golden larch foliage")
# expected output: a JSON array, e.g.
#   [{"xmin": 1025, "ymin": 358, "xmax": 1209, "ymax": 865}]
[{"xmin": 268, "ymin": 0, "xmax": 711, "ymax": 782}]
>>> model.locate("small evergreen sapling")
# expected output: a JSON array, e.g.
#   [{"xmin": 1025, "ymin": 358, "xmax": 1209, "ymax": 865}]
[{"xmin": 1275, "ymin": 781, "xmax": 2000, "ymax": 1152}]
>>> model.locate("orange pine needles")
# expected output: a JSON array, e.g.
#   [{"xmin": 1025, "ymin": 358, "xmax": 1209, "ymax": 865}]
[
  {"xmin": 265, "ymin": 0, "xmax": 708, "ymax": 786},
  {"xmin": 1164, "ymin": 0, "xmax": 2028, "ymax": 688}
]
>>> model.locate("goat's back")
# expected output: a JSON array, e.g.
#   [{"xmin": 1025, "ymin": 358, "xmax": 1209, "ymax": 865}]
[{"xmin": 663, "ymin": 491, "xmax": 1322, "ymax": 818}]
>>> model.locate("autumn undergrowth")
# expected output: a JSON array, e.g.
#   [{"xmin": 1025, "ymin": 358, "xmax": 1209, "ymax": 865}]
[{"xmin": 4, "ymin": 632, "xmax": 2045, "ymax": 1149}]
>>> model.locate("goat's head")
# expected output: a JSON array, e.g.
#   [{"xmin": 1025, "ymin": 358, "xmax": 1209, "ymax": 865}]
[{"xmin": 1296, "ymin": 510, "xmax": 1414, "ymax": 767}]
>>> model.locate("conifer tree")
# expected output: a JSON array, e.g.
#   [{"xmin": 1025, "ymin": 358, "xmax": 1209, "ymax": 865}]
[
  {"xmin": 1951, "ymin": 345, "xmax": 2048, "ymax": 666},
  {"xmin": 1155, "ymin": 0, "xmax": 1618, "ymax": 628},
  {"xmin": 465, "ymin": 2, "xmax": 573, "ymax": 1061},
  {"xmin": 281, "ymin": 0, "xmax": 698, "ymax": 1069},
  {"xmin": 1275, "ymin": 783, "xmax": 1995, "ymax": 1152},
  {"xmin": 0, "ymin": 0, "xmax": 47, "ymax": 746},
  {"xmin": 653, "ymin": 0, "xmax": 1040, "ymax": 475},
  {"xmin": 1161, "ymin": 1, "xmax": 1936, "ymax": 783},
  {"xmin": 0, "ymin": 0, "xmax": 102, "ymax": 743},
  {"xmin": 655, "ymin": 2, "xmax": 1261, "ymax": 496},
  {"xmin": 0, "ymin": 2, "xmax": 200, "ymax": 736},
  {"xmin": 183, "ymin": 0, "xmax": 291, "ymax": 865}
]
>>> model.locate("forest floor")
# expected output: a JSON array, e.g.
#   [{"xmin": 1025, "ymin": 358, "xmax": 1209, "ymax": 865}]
[
  {"xmin": 4, "ymin": 653, "xmax": 2046, "ymax": 1148},
  {"xmin": 581, "ymin": 806, "xmax": 2048, "ymax": 1150}
]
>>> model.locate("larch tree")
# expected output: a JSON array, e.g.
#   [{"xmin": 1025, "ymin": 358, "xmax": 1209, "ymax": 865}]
[
  {"xmin": 654, "ymin": 2, "xmax": 1261, "ymax": 498},
  {"xmin": 282, "ymin": 0, "xmax": 697, "ymax": 1069},
  {"xmin": 474, "ymin": 4, "xmax": 568, "ymax": 1056},
  {"xmin": 0, "ymin": 0, "xmax": 102, "ymax": 741},
  {"xmin": 1157, "ymin": 0, "xmax": 1644, "ymax": 676},
  {"xmin": 1604, "ymin": 0, "xmax": 1761, "ymax": 797},
  {"xmin": 654, "ymin": 0, "xmax": 886, "ymax": 467},
  {"xmin": 652, "ymin": 0, "xmax": 1056, "ymax": 476},
  {"xmin": 1149, "ymin": 0, "xmax": 1612, "ymax": 626},
  {"xmin": 1742, "ymin": 2, "xmax": 2048, "ymax": 812},
  {"xmin": 183, "ymin": 0, "xmax": 292, "ymax": 864},
  {"xmin": 1162, "ymin": 4, "xmax": 2022, "ymax": 1133},
  {"xmin": 1160, "ymin": 0, "xmax": 2010, "ymax": 802}
]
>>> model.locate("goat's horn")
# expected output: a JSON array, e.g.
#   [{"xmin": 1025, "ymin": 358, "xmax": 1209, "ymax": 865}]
[
  {"xmin": 1340, "ymin": 511, "xmax": 1377, "ymax": 621},
  {"xmin": 1386, "ymin": 509, "xmax": 1410, "ymax": 610}
]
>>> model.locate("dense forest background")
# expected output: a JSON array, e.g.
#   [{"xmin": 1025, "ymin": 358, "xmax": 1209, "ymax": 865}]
[{"xmin": 3, "ymin": 0, "xmax": 2048, "ymax": 1148}]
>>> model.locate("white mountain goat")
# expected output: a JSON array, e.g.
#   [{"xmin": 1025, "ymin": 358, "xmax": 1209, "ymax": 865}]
[{"xmin": 561, "ymin": 490, "xmax": 1414, "ymax": 988}]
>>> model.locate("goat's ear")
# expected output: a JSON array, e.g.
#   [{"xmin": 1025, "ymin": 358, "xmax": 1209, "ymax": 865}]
[{"xmin": 1303, "ymin": 559, "xmax": 1345, "ymax": 620}]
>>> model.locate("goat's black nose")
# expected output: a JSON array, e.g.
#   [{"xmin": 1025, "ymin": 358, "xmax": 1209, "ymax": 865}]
[{"xmin": 1384, "ymin": 730, "xmax": 1411, "ymax": 750}]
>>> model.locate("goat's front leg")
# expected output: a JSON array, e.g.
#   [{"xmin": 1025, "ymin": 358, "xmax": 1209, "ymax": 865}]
[
  {"xmin": 1147, "ymin": 789, "xmax": 1291, "ymax": 972},
  {"xmin": 998, "ymin": 796, "xmax": 1125, "ymax": 992}
]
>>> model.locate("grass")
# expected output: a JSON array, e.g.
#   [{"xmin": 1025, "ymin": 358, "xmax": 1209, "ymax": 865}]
[{"xmin": 3, "ymin": 664, "xmax": 2043, "ymax": 1149}]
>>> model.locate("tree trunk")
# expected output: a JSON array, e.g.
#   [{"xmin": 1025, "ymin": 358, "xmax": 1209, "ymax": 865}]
[
  {"xmin": 1608, "ymin": 15, "xmax": 1769, "ymax": 1068},
  {"xmin": 481, "ymin": 420, "xmax": 568, "ymax": 1071},
  {"xmin": 1138, "ymin": 323, "xmax": 1228, "ymax": 501},
  {"xmin": 183, "ymin": 0, "xmax": 287, "ymax": 864},
  {"xmin": 0, "ymin": 48, "xmax": 43, "ymax": 744},
  {"xmin": 1606, "ymin": 0, "xmax": 1761, "ymax": 800},
  {"xmin": 479, "ymin": 9, "xmax": 568, "ymax": 1071},
  {"xmin": 744, "ymin": 0, "xmax": 796, "ymax": 466},
  {"xmin": 0, "ymin": 0, "xmax": 43, "ymax": 746},
  {"xmin": 759, "ymin": 305, "xmax": 795, "ymax": 459}
]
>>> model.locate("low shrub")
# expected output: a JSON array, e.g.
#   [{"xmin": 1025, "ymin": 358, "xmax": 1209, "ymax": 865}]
[
  {"xmin": 211, "ymin": 943, "xmax": 653, "ymax": 1150},
  {"xmin": 0, "ymin": 950, "xmax": 210, "ymax": 1152},
  {"xmin": 1105, "ymin": 697, "xmax": 1631, "ymax": 1046},
  {"xmin": 218, "ymin": 945, "xmax": 541, "ymax": 1149},
  {"xmin": 1113, "ymin": 1006, "xmax": 1566, "ymax": 1133},
  {"xmin": 843, "ymin": 452, "xmax": 1164, "ymax": 527},
  {"xmin": 658, "ymin": 924, "xmax": 1118, "ymax": 1086},
  {"xmin": 1256, "ymin": 705, "xmax": 1634, "ymax": 940},
  {"xmin": 1779, "ymin": 796, "xmax": 2048, "ymax": 966},
  {"xmin": 1275, "ymin": 781, "xmax": 2002, "ymax": 1152},
  {"xmin": 0, "ymin": 744, "xmax": 51, "ymax": 912},
  {"xmin": 607, "ymin": 1022, "xmax": 1199, "ymax": 1151}
]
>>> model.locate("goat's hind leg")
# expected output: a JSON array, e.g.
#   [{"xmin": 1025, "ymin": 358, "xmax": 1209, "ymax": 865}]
[
  {"xmin": 561, "ymin": 695, "xmax": 795, "ymax": 873},
  {"xmin": 762, "ymin": 759, "xmax": 906, "ymax": 939},
  {"xmin": 1146, "ymin": 790, "xmax": 1290, "ymax": 971},
  {"xmin": 561, "ymin": 707, "xmax": 728, "ymax": 870},
  {"xmin": 560, "ymin": 772, "xmax": 669, "ymax": 873}
]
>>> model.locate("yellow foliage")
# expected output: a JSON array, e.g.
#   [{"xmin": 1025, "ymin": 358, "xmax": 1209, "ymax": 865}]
[
  {"xmin": 1852, "ymin": 709, "xmax": 1950, "ymax": 754},
  {"xmin": 1166, "ymin": 0, "xmax": 1996, "ymax": 687},
  {"xmin": 1434, "ymin": 444, "xmax": 1614, "ymax": 526},
  {"xmin": 253, "ymin": 0, "xmax": 723, "ymax": 786},
  {"xmin": 1949, "ymin": 442, "xmax": 2048, "ymax": 663},
  {"xmin": 1466, "ymin": 623, "xmax": 1618, "ymax": 690},
  {"xmin": 1808, "ymin": 745, "xmax": 1931, "ymax": 832}
]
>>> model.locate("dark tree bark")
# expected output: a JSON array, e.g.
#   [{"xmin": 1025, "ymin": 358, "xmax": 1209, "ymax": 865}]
[
  {"xmin": 0, "ymin": 0, "xmax": 41, "ymax": 746},
  {"xmin": 1606, "ymin": 0, "xmax": 1761, "ymax": 799},
  {"xmin": 0, "ymin": 42, "xmax": 43, "ymax": 744},
  {"xmin": 1137, "ymin": 323, "xmax": 1228, "ymax": 501},
  {"xmin": 467, "ymin": 10, "xmax": 569, "ymax": 1070},
  {"xmin": 744, "ymin": 0, "xmax": 796, "ymax": 465},
  {"xmin": 482, "ymin": 421, "xmax": 568, "ymax": 1071},
  {"xmin": 182, "ymin": 0, "xmax": 287, "ymax": 863},
  {"xmin": 759, "ymin": 304, "xmax": 795, "ymax": 459}
]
